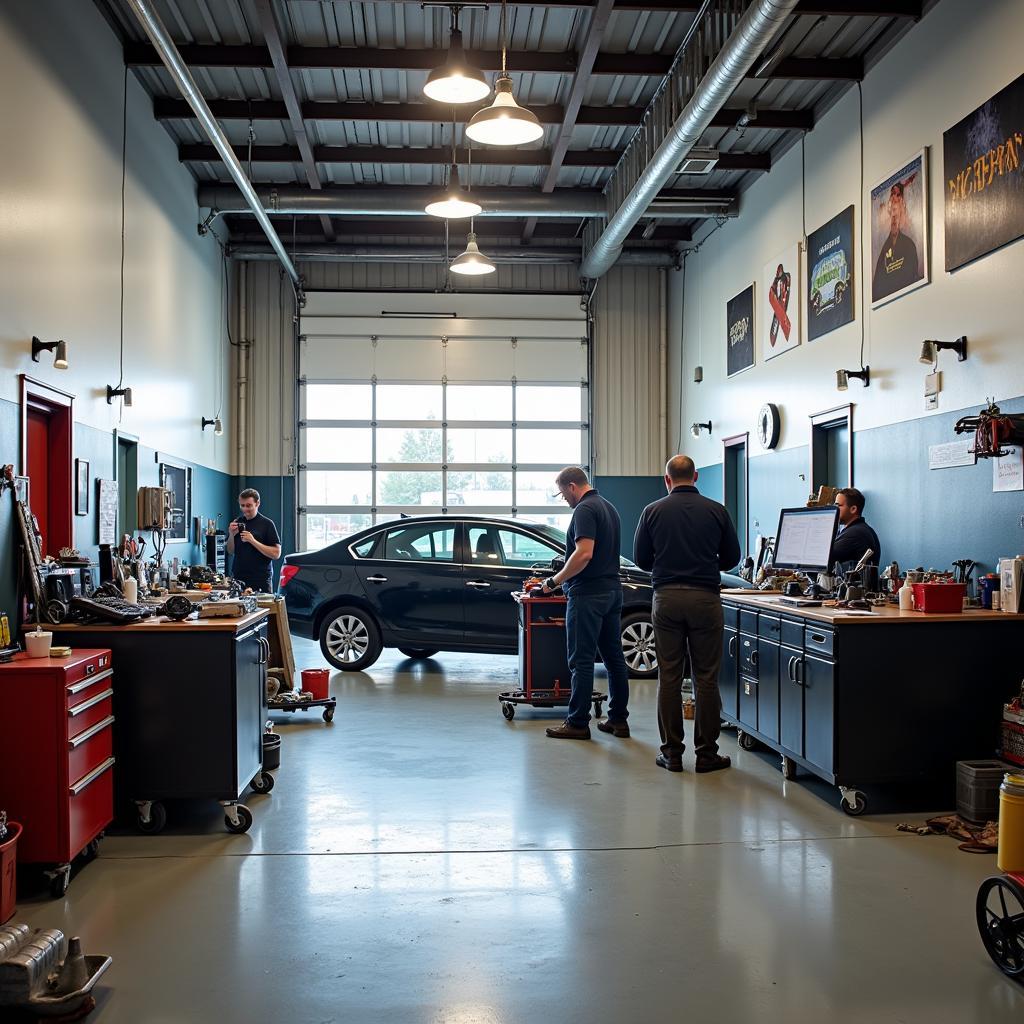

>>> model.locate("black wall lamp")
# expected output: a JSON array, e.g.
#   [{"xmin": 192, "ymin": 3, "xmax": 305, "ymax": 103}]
[
  {"xmin": 31, "ymin": 336, "xmax": 68, "ymax": 369},
  {"xmin": 690, "ymin": 420, "xmax": 712, "ymax": 438},
  {"xmin": 202, "ymin": 417, "xmax": 223, "ymax": 436},
  {"xmin": 836, "ymin": 367, "xmax": 870, "ymax": 391},
  {"xmin": 106, "ymin": 385, "xmax": 133, "ymax": 407},
  {"xmin": 920, "ymin": 336, "xmax": 968, "ymax": 365}
]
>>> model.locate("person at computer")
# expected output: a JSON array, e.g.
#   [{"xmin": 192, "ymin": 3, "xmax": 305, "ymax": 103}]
[{"xmin": 831, "ymin": 488, "xmax": 881, "ymax": 568}]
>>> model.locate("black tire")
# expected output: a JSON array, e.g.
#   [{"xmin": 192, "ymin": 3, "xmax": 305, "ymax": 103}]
[
  {"xmin": 323, "ymin": 707, "xmax": 335, "ymax": 723},
  {"xmin": 137, "ymin": 801, "xmax": 167, "ymax": 835},
  {"xmin": 977, "ymin": 876, "xmax": 1024, "ymax": 978},
  {"xmin": 49, "ymin": 869, "xmax": 70, "ymax": 899},
  {"xmin": 319, "ymin": 606, "xmax": 383, "ymax": 671},
  {"xmin": 398, "ymin": 646, "xmax": 440, "ymax": 659},
  {"xmin": 251, "ymin": 771, "xmax": 275, "ymax": 794},
  {"xmin": 781, "ymin": 756, "xmax": 798, "ymax": 780},
  {"xmin": 593, "ymin": 701, "xmax": 604, "ymax": 719},
  {"xmin": 501, "ymin": 702, "xmax": 515, "ymax": 720},
  {"xmin": 620, "ymin": 611, "xmax": 658, "ymax": 679},
  {"xmin": 738, "ymin": 730, "xmax": 758, "ymax": 751},
  {"xmin": 841, "ymin": 791, "xmax": 867, "ymax": 816},
  {"xmin": 84, "ymin": 837, "xmax": 102, "ymax": 861},
  {"xmin": 225, "ymin": 805, "xmax": 254, "ymax": 834}
]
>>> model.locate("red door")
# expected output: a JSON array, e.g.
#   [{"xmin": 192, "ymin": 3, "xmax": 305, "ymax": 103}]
[{"xmin": 26, "ymin": 406, "xmax": 51, "ymax": 553}]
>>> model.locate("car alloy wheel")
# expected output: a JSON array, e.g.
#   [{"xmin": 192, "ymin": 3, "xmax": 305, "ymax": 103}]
[
  {"xmin": 620, "ymin": 613, "xmax": 658, "ymax": 678},
  {"xmin": 319, "ymin": 607, "xmax": 382, "ymax": 671}
]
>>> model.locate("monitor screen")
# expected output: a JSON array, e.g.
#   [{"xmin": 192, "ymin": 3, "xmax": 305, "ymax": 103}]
[{"xmin": 772, "ymin": 506, "xmax": 840, "ymax": 573}]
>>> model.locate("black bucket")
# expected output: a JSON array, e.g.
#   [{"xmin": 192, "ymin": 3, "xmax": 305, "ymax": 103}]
[{"xmin": 262, "ymin": 732, "xmax": 282, "ymax": 772}]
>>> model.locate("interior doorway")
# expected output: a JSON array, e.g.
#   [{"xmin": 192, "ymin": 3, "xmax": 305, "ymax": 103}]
[
  {"xmin": 115, "ymin": 431, "xmax": 139, "ymax": 537},
  {"xmin": 810, "ymin": 405, "xmax": 853, "ymax": 493},
  {"xmin": 722, "ymin": 433, "xmax": 749, "ymax": 560},
  {"xmin": 20, "ymin": 376, "xmax": 73, "ymax": 557}
]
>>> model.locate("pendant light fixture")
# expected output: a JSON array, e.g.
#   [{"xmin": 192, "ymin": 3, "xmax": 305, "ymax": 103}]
[
  {"xmin": 425, "ymin": 119, "xmax": 482, "ymax": 219},
  {"xmin": 465, "ymin": 0, "xmax": 543, "ymax": 147},
  {"xmin": 423, "ymin": 7, "xmax": 490, "ymax": 105},
  {"xmin": 450, "ymin": 142, "xmax": 495, "ymax": 275}
]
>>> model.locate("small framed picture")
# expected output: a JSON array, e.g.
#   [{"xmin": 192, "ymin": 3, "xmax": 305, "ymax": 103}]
[
  {"xmin": 14, "ymin": 476, "xmax": 29, "ymax": 506},
  {"xmin": 75, "ymin": 459, "xmax": 90, "ymax": 516}
]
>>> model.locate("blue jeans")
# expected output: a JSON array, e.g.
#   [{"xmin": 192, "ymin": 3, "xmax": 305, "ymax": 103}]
[{"xmin": 565, "ymin": 588, "xmax": 630, "ymax": 727}]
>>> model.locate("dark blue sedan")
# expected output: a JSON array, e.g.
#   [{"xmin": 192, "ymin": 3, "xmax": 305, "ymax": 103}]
[{"xmin": 280, "ymin": 515, "xmax": 658, "ymax": 677}]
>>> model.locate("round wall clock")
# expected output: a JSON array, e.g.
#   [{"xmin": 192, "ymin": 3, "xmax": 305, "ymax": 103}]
[{"xmin": 757, "ymin": 403, "xmax": 781, "ymax": 450}]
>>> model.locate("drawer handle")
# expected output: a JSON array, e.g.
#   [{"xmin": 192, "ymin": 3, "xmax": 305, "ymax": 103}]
[
  {"xmin": 750, "ymin": 650, "xmax": 759, "ymax": 667},
  {"xmin": 787, "ymin": 656, "xmax": 796, "ymax": 681},
  {"xmin": 68, "ymin": 668, "xmax": 114, "ymax": 694},
  {"xmin": 796, "ymin": 659, "xmax": 805, "ymax": 686},
  {"xmin": 69, "ymin": 756, "xmax": 115, "ymax": 796},
  {"xmin": 809, "ymin": 633, "xmax": 826, "ymax": 644},
  {"xmin": 728, "ymin": 635, "xmax": 737, "ymax": 658},
  {"xmin": 68, "ymin": 689, "xmax": 113, "ymax": 716},
  {"xmin": 68, "ymin": 715, "xmax": 115, "ymax": 749}
]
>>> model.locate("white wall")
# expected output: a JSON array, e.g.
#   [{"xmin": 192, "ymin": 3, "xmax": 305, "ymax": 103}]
[
  {"xmin": 0, "ymin": 1, "xmax": 231, "ymax": 470},
  {"xmin": 669, "ymin": 0, "xmax": 1024, "ymax": 468}
]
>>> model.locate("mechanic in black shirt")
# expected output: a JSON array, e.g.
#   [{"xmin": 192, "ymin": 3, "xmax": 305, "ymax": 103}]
[
  {"xmin": 831, "ymin": 487, "xmax": 881, "ymax": 569},
  {"xmin": 634, "ymin": 455, "xmax": 741, "ymax": 774},
  {"xmin": 541, "ymin": 466, "xmax": 630, "ymax": 741},
  {"xmin": 227, "ymin": 487, "xmax": 282, "ymax": 592}
]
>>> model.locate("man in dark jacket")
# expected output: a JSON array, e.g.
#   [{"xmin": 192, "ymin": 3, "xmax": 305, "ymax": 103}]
[
  {"xmin": 831, "ymin": 487, "xmax": 881, "ymax": 569},
  {"xmin": 634, "ymin": 455, "xmax": 741, "ymax": 773}
]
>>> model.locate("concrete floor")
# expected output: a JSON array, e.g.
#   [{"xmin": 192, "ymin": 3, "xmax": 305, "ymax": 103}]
[{"xmin": 16, "ymin": 638, "xmax": 1024, "ymax": 1023}]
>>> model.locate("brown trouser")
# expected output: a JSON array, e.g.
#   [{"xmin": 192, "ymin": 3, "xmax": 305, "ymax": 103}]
[{"xmin": 652, "ymin": 586, "xmax": 725, "ymax": 759}]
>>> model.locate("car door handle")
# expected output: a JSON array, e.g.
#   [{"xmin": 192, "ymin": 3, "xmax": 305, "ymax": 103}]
[
  {"xmin": 365, "ymin": 575, "xmax": 388, "ymax": 583},
  {"xmin": 466, "ymin": 581, "xmax": 491, "ymax": 588}
]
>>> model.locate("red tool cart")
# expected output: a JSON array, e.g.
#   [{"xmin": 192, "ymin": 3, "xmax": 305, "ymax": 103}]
[
  {"xmin": 498, "ymin": 591, "xmax": 605, "ymax": 720},
  {"xmin": 0, "ymin": 649, "xmax": 115, "ymax": 897}
]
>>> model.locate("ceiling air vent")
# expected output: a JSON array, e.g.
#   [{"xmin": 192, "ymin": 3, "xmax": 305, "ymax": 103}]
[{"xmin": 676, "ymin": 148, "xmax": 719, "ymax": 175}]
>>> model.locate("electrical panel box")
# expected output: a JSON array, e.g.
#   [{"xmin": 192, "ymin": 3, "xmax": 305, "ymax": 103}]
[{"xmin": 137, "ymin": 487, "xmax": 170, "ymax": 531}]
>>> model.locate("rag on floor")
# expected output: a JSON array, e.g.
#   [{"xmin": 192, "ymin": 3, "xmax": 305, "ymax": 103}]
[{"xmin": 896, "ymin": 814, "xmax": 998, "ymax": 853}]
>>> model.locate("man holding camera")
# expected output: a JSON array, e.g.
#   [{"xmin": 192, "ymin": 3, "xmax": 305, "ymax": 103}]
[{"xmin": 226, "ymin": 487, "xmax": 282, "ymax": 593}]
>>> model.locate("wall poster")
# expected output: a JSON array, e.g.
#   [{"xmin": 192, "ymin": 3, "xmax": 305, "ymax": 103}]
[
  {"xmin": 944, "ymin": 71, "xmax": 1024, "ymax": 272},
  {"xmin": 806, "ymin": 206, "xmax": 855, "ymax": 341},
  {"xmin": 761, "ymin": 245, "xmax": 801, "ymax": 361},
  {"xmin": 870, "ymin": 149, "xmax": 929, "ymax": 307},
  {"xmin": 726, "ymin": 284, "xmax": 755, "ymax": 377}
]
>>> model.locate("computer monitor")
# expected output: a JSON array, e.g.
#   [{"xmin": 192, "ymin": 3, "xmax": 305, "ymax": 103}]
[{"xmin": 772, "ymin": 506, "xmax": 840, "ymax": 574}]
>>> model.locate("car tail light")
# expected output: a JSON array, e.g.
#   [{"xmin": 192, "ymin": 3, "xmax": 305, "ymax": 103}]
[{"xmin": 279, "ymin": 564, "xmax": 299, "ymax": 589}]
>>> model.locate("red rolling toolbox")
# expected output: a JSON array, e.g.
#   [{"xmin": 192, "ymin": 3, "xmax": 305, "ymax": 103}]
[{"xmin": 0, "ymin": 649, "xmax": 115, "ymax": 897}]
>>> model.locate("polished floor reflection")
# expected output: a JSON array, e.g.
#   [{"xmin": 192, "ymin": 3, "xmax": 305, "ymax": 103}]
[{"xmin": 17, "ymin": 641, "xmax": 1024, "ymax": 1022}]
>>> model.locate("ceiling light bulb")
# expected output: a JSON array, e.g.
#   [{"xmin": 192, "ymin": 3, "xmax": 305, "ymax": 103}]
[
  {"xmin": 424, "ymin": 164, "xmax": 482, "ymax": 219},
  {"xmin": 423, "ymin": 28, "xmax": 491, "ymax": 104},
  {"xmin": 450, "ymin": 232, "xmax": 496, "ymax": 276},
  {"xmin": 465, "ymin": 74, "xmax": 543, "ymax": 147}
]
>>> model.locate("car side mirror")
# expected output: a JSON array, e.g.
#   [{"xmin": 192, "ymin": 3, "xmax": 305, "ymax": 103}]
[{"xmin": 550, "ymin": 556, "xmax": 565, "ymax": 571}]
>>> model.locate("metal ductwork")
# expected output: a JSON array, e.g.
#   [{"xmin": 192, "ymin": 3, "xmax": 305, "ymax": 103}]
[
  {"xmin": 580, "ymin": 0, "xmax": 801, "ymax": 280},
  {"xmin": 125, "ymin": 0, "xmax": 301, "ymax": 289}
]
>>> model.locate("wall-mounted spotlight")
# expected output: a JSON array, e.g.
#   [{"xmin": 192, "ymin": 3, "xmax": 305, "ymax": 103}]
[
  {"xmin": 690, "ymin": 420, "xmax": 712, "ymax": 438},
  {"xmin": 31, "ymin": 336, "xmax": 68, "ymax": 369},
  {"xmin": 106, "ymin": 385, "xmax": 133, "ymax": 407},
  {"xmin": 920, "ymin": 336, "xmax": 967, "ymax": 365},
  {"xmin": 693, "ymin": 365, "xmax": 704, "ymax": 384},
  {"xmin": 836, "ymin": 367, "xmax": 870, "ymax": 391},
  {"xmin": 202, "ymin": 417, "xmax": 224, "ymax": 436}
]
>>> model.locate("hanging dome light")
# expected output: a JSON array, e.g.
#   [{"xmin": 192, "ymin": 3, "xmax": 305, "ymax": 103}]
[
  {"xmin": 425, "ymin": 163, "xmax": 482, "ymax": 219},
  {"xmin": 465, "ymin": 73, "xmax": 543, "ymax": 146},
  {"xmin": 423, "ymin": 25, "xmax": 490, "ymax": 104},
  {"xmin": 450, "ymin": 231, "xmax": 496, "ymax": 275}
]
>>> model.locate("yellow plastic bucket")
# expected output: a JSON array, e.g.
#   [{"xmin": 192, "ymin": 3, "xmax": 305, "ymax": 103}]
[{"xmin": 997, "ymin": 773, "xmax": 1024, "ymax": 873}]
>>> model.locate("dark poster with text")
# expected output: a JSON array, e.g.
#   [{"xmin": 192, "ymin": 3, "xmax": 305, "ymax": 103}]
[{"xmin": 726, "ymin": 284, "xmax": 755, "ymax": 377}]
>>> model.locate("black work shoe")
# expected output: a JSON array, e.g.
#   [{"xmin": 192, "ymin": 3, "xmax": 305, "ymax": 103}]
[
  {"xmin": 546, "ymin": 722, "xmax": 591, "ymax": 740},
  {"xmin": 695, "ymin": 754, "xmax": 732, "ymax": 774},
  {"xmin": 656, "ymin": 753, "xmax": 683, "ymax": 773},
  {"xmin": 596, "ymin": 719, "xmax": 630, "ymax": 737}
]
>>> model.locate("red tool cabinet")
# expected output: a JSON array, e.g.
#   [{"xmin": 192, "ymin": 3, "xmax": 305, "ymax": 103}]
[{"xmin": 0, "ymin": 649, "xmax": 115, "ymax": 897}]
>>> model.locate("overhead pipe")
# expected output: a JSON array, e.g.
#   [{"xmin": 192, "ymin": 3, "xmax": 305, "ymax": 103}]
[
  {"xmin": 580, "ymin": 0, "xmax": 800, "ymax": 280},
  {"xmin": 125, "ymin": 0, "xmax": 301, "ymax": 289}
]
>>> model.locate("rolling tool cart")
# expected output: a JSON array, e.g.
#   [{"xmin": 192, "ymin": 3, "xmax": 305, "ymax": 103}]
[{"xmin": 498, "ymin": 591, "xmax": 605, "ymax": 721}]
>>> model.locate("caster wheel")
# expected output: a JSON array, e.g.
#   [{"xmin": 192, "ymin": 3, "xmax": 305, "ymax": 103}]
[
  {"xmin": 593, "ymin": 702, "xmax": 604, "ymax": 719},
  {"xmin": 841, "ymin": 791, "xmax": 867, "ymax": 816},
  {"xmin": 323, "ymin": 707, "xmax": 335, "ymax": 723},
  {"xmin": 251, "ymin": 771, "xmax": 275, "ymax": 794},
  {"xmin": 501, "ymin": 702, "xmax": 515, "ymax": 720},
  {"xmin": 977, "ymin": 875, "xmax": 1024, "ymax": 977},
  {"xmin": 83, "ymin": 838, "xmax": 102, "ymax": 861},
  {"xmin": 738, "ymin": 730, "xmax": 758, "ymax": 751},
  {"xmin": 225, "ymin": 805, "xmax": 254, "ymax": 834},
  {"xmin": 781, "ymin": 756, "xmax": 798, "ymax": 780},
  {"xmin": 49, "ymin": 869, "xmax": 70, "ymax": 899},
  {"xmin": 136, "ymin": 801, "xmax": 167, "ymax": 835}
]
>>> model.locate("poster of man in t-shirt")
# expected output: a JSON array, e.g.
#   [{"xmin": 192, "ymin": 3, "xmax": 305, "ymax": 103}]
[{"xmin": 870, "ymin": 149, "xmax": 929, "ymax": 307}]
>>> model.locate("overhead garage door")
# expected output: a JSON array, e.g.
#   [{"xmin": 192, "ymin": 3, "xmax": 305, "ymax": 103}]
[{"xmin": 298, "ymin": 292, "xmax": 589, "ymax": 550}]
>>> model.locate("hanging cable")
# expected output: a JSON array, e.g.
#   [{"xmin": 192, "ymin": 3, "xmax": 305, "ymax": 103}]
[
  {"xmin": 857, "ymin": 80, "xmax": 866, "ymax": 372},
  {"xmin": 117, "ymin": 64, "xmax": 128, "ymax": 394}
]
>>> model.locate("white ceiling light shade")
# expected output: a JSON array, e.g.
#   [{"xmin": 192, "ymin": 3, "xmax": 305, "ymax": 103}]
[
  {"xmin": 425, "ymin": 163, "xmax": 482, "ymax": 218},
  {"xmin": 465, "ymin": 74, "xmax": 543, "ymax": 146},
  {"xmin": 450, "ymin": 231, "xmax": 496, "ymax": 275},
  {"xmin": 423, "ymin": 27, "xmax": 491, "ymax": 105}
]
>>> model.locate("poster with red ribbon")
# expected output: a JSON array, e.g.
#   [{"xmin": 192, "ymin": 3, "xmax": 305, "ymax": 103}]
[{"xmin": 761, "ymin": 244, "xmax": 801, "ymax": 361}]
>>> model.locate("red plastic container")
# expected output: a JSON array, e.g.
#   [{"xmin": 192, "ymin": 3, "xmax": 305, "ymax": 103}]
[
  {"xmin": 1, "ymin": 821, "xmax": 22, "ymax": 925},
  {"xmin": 911, "ymin": 582, "xmax": 967, "ymax": 613},
  {"xmin": 301, "ymin": 668, "xmax": 331, "ymax": 701}
]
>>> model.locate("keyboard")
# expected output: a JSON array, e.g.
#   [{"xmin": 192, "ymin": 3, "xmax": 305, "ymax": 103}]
[{"xmin": 69, "ymin": 595, "xmax": 154, "ymax": 624}]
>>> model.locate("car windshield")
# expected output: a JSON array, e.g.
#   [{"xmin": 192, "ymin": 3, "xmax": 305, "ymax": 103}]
[{"xmin": 533, "ymin": 523, "xmax": 639, "ymax": 569}]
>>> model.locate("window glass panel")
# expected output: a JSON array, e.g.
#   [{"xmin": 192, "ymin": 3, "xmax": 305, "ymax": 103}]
[
  {"xmin": 305, "ymin": 428, "xmax": 372, "ymax": 463},
  {"xmin": 520, "ymin": 512, "xmax": 573, "ymax": 533},
  {"xmin": 448, "ymin": 471, "xmax": 512, "ymax": 506},
  {"xmin": 378, "ymin": 471, "xmax": 443, "ymax": 506},
  {"xmin": 376, "ymin": 384, "xmax": 443, "ymax": 420},
  {"xmin": 516, "ymin": 429, "xmax": 582, "ymax": 464},
  {"xmin": 304, "ymin": 513, "xmax": 373, "ymax": 548},
  {"xmin": 377, "ymin": 427, "xmax": 443, "ymax": 464},
  {"xmin": 447, "ymin": 428, "xmax": 512, "ymax": 464},
  {"xmin": 305, "ymin": 471, "xmax": 373, "ymax": 505},
  {"xmin": 447, "ymin": 385, "xmax": 513, "ymax": 421},
  {"xmin": 517, "ymin": 385, "xmax": 583, "ymax": 422},
  {"xmin": 306, "ymin": 384, "xmax": 372, "ymax": 420},
  {"xmin": 467, "ymin": 527, "xmax": 502, "ymax": 564},
  {"xmin": 351, "ymin": 535, "xmax": 380, "ymax": 557},
  {"xmin": 496, "ymin": 528, "xmax": 562, "ymax": 568},
  {"xmin": 384, "ymin": 524, "xmax": 455, "ymax": 561},
  {"xmin": 516, "ymin": 472, "xmax": 563, "ymax": 506}
]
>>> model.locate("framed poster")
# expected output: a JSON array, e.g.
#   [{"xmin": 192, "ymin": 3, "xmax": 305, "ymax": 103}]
[
  {"xmin": 75, "ymin": 459, "xmax": 89, "ymax": 516},
  {"xmin": 726, "ymin": 284, "xmax": 755, "ymax": 377},
  {"xmin": 762, "ymin": 246, "xmax": 801, "ymax": 361},
  {"xmin": 870, "ymin": 149, "xmax": 929, "ymax": 307},
  {"xmin": 944, "ymin": 72, "xmax": 1024, "ymax": 272},
  {"xmin": 806, "ymin": 206, "xmax": 855, "ymax": 341}
]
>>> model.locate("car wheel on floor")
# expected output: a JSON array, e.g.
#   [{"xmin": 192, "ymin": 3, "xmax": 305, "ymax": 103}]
[
  {"xmin": 319, "ymin": 606, "xmax": 383, "ymax": 671},
  {"xmin": 397, "ymin": 646, "xmax": 440, "ymax": 659},
  {"xmin": 620, "ymin": 612, "xmax": 658, "ymax": 679}
]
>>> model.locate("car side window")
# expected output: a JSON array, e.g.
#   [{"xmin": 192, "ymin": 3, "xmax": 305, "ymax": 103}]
[
  {"xmin": 384, "ymin": 525, "xmax": 455, "ymax": 562},
  {"xmin": 467, "ymin": 527, "xmax": 502, "ymax": 564},
  {"xmin": 496, "ymin": 529, "xmax": 561, "ymax": 569},
  {"xmin": 351, "ymin": 536, "xmax": 379, "ymax": 558}
]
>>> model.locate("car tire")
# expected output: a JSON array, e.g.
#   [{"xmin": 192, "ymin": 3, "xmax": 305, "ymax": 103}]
[
  {"xmin": 620, "ymin": 611, "xmax": 658, "ymax": 679},
  {"xmin": 319, "ymin": 606, "xmax": 383, "ymax": 671},
  {"xmin": 397, "ymin": 647, "xmax": 440, "ymax": 660}
]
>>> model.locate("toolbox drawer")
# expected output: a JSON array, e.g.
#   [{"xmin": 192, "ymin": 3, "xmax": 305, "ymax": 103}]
[
  {"xmin": 68, "ymin": 757, "xmax": 115, "ymax": 858},
  {"xmin": 66, "ymin": 667, "xmax": 114, "ymax": 710},
  {"xmin": 67, "ymin": 690, "xmax": 114, "ymax": 741},
  {"xmin": 804, "ymin": 626, "xmax": 835, "ymax": 658},
  {"xmin": 68, "ymin": 715, "xmax": 115, "ymax": 785},
  {"xmin": 758, "ymin": 614, "xmax": 781, "ymax": 640},
  {"xmin": 63, "ymin": 653, "xmax": 111, "ymax": 687},
  {"xmin": 722, "ymin": 604, "xmax": 740, "ymax": 629},
  {"xmin": 740, "ymin": 610, "xmax": 759, "ymax": 635},
  {"xmin": 738, "ymin": 633, "xmax": 758, "ymax": 676},
  {"xmin": 781, "ymin": 618, "xmax": 804, "ymax": 648}
]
